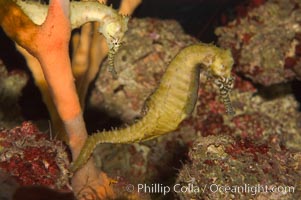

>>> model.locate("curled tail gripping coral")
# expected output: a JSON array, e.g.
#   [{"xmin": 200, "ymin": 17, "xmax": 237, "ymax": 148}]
[{"xmin": 71, "ymin": 43, "xmax": 235, "ymax": 172}]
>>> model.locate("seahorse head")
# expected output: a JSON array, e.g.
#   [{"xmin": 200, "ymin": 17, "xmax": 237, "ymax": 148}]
[
  {"xmin": 210, "ymin": 48, "xmax": 235, "ymax": 115},
  {"xmin": 210, "ymin": 48, "xmax": 234, "ymax": 78},
  {"xmin": 99, "ymin": 15, "xmax": 129, "ymax": 78},
  {"xmin": 99, "ymin": 15, "xmax": 129, "ymax": 51}
]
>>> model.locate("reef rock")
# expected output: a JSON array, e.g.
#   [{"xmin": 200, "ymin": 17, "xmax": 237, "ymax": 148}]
[
  {"xmin": 216, "ymin": 0, "xmax": 301, "ymax": 85},
  {"xmin": 0, "ymin": 122, "xmax": 70, "ymax": 190}
]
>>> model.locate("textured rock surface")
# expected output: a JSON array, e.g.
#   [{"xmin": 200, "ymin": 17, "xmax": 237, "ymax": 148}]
[
  {"xmin": 175, "ymin": 75, "xmax": 301, "ymax": 199},
  {"xmin": 176, "ymin": 135, "xmax": 301, "ymax": 200},
  {"xmin": 0, "ymin": 122, "xmax": 70, "ymax": 190},
  {"xmin": 216, "ymin": 0, "xmax": 301, "ymax": 85}
]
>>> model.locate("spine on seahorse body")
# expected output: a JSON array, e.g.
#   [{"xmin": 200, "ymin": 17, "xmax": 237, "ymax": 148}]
[{"xmin": 70, "ymin": 43, "xmax": 235, "ymax": 172}]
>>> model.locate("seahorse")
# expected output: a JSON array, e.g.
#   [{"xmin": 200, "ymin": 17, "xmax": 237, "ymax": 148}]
[
  {"xmin": 14, "ymin": 0, "xmax": 129, "ymax": 77},
  {"xmin": 70, "ymin": 43, "xmax": 235, "ymax": 172}
]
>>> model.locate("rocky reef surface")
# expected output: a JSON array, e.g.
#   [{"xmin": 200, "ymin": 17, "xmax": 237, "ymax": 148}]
[
  {"xmin": 216, "ymin": 0, "xmax": 301, "ymax": 85},
  {"xmin": 0, "ymin": 122, "xmax": 71, "ymax": 189}
]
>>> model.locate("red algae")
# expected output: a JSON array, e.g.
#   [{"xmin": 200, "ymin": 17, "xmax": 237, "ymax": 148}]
[
  {"xmin": 0, "ymin": 122, "xmax": 70, "ymax": 190},
  {"xmin": 216, "ymin": 0, "xmax": 301, "ymax": 85}
]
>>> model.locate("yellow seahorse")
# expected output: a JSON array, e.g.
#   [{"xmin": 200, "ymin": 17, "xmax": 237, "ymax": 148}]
[{"xmin": 71, "ymin": 43, "xmax": 235, "ymax": 172}]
